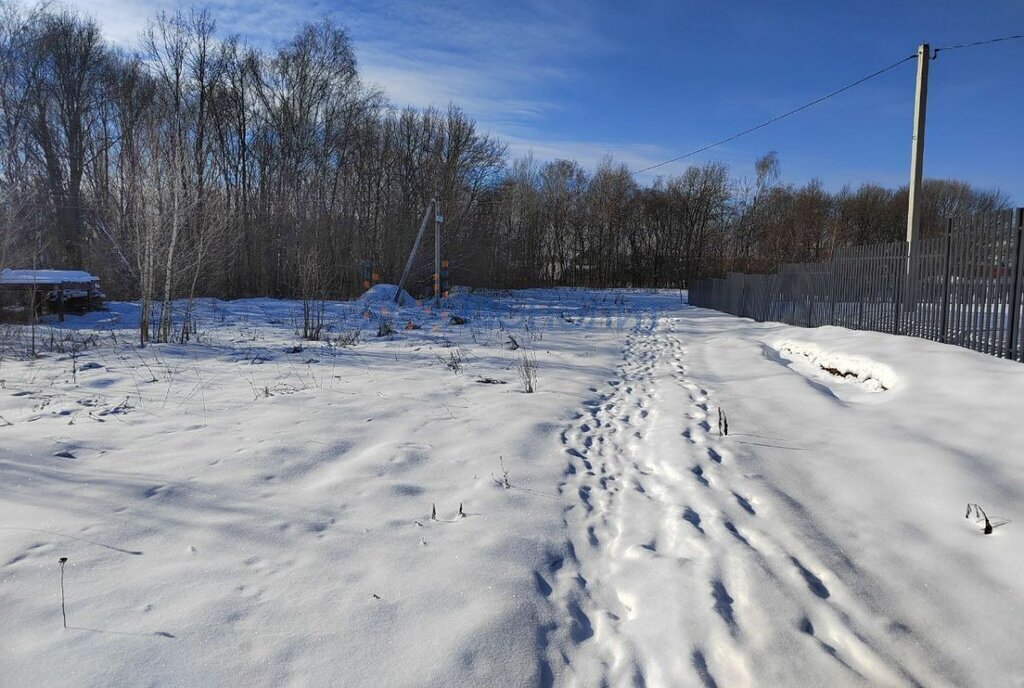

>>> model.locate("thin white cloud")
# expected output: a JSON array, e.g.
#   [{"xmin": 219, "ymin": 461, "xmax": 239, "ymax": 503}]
[
  {"xmin": 348, "ymin": 0, "xmax": 593, "ymax": 129},
  {"xmin": 75, "ymin": 0, "xmax": 587, "ymax": 120},
  {"xmin": 74, "ymin": 0, "xmax": 156, "ymax": 45},
  {"xmin": 355, "ymin": 45, "xmax": 553, "ymax": 125},
  {"xmin": 72, "ymin": 0, "xmax": 685, "ymax": 177},
  {"xmin": 502, "ymin": 135, "xmax": 665, "ymax": 175}
]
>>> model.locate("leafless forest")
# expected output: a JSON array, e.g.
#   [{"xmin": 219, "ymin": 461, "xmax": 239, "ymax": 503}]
[{"xmin": 0, "ymin": 2, "xmax": 1010, "ymax": 340}]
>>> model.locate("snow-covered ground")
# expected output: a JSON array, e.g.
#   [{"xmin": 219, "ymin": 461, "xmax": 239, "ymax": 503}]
[{"xmin": 1, "ymin": 288, "xmax": 1022, "ymax": 687}]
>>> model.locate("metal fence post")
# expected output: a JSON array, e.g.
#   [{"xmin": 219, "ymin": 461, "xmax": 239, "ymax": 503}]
[
  {"xmin": 1008, "ymin": 208, "xmax": 1024, "ymax": 360},
  {"xmin": 892, "ymin": 251, "xmax": 902, "ymax": 335},
  {"xmin": 828, "ymin": 257, "xmax": 838, "ymax": 326},
  {"xmin": 939, "ymin": 218, "xmax": 953, "ymax": 343},
  {"xmin": 806, "ymin": 265, "xmax": 817, "ymax": 327},
  {"xmin": 856, "ymin": 266, "xmax": 865, "ymax": 330},
  {"xmin": 894, "ymin": 242, "xmax": 907, "ymax": 336},
  {"xmin": 790, "ymin": 273, "xmax": 797, "ymax": 324}
]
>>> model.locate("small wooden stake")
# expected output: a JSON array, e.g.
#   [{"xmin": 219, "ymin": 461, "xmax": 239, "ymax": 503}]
[{"xmin": 59, "ymin": 557, "xmax": 68, "ymax": 628}]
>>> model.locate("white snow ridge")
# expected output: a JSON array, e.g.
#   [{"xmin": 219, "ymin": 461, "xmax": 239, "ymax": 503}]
[
  {"xmin": 2, "ymin": 289, "xmax": 1023, "ymax": 687},
  {"xmin": 771, "ymin": 339, "xmax": 898, "ymax": 399}
]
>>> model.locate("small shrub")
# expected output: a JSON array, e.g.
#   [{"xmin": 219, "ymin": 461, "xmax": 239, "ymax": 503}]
[
  {"xmin": 249, "ymin": 381, "xmax": 274, "ymax": 399},
  {"xmin": 441, "ymin": 348, "xmax": 464, "ymax": 374},
  {"xmin": 718, "ymin": 408, "xmax": 729, "ymax": 436},
  {"xmin": 517, "ymin": 351, "xmax": 537, "ymax": 393},
  {"xmin": 492, "ymin": 456, "xmax": 512, "ymax": 489},
  {"xmin": 377, "ymin": 319, "xmax": 395, "ymax": 338},
  {"xmin": 336, "ymin": 329, "xmax": 361, "ymax": 347}
]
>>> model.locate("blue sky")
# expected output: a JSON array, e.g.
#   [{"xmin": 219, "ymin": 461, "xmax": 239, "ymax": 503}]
[{"xmin": 78, "ymin": 0, "xmax": 1023, "ymax": 201}]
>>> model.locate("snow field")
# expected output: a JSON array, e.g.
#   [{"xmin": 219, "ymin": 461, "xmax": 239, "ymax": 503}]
[
  {"xmin": 2, "ymin": 288, "xmax": 1023, "ymax": 687},
  {"xmin": 0, "ymin": 290, "xmax": 658, "ymax": 687}
]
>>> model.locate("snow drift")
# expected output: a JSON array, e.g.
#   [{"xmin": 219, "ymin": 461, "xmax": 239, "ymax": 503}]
[
  {"xmin": 772, "ymin": 338, "xmax": 898, "ymax": 394},
  {"xmin": 358, "ymin": 283, "xmax": 414, "ymax": 306}
]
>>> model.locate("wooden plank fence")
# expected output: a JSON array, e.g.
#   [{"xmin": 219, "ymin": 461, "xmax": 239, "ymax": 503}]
[{"xmin": 690, "ymin": 208, "xmax": 1024, "ymax": 362}]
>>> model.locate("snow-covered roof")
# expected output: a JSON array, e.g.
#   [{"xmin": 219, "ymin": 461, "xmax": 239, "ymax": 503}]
[{"xmin": 0, "ymin": 269, "xmax": 100, "ymax": 285}]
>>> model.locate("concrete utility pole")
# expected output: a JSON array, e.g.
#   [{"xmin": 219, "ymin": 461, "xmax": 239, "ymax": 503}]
[
  {"xmin": 395, "ymin": 199, "xmax": 436, "ymax": 305},
  {"xmin": 433, "ymin": 198, "xmax": 443, "ymax": 306},
  {"xmin": 906, "ymin": 43, "xmax": 930, "ymax": 251}
]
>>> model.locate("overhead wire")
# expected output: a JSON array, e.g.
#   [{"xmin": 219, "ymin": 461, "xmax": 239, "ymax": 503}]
[
  {"xmin": 630, "ymin": 31, "xmax": 1023, "ymax": 178},
  {"xmin": 932, "ymin": 32, "xmax": 1024, "ymax": 57},
  {"xmin": 629, "ymin": 53, "xmax": 917, "ymax": 177}
]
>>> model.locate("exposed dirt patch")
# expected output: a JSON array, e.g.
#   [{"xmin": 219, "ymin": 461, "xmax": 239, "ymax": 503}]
[
  {"xmin": 769, "ymin": 340, "xmax": 897, "ymax": 397},
  {"xmin": 819, "ymin": 364, "xmax": 889, "ymax": 390}
]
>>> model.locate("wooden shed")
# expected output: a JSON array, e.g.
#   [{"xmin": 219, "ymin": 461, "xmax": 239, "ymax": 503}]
[{"xmin": 0, "ymin": 269, "xmax": 105, "ymax": 321}]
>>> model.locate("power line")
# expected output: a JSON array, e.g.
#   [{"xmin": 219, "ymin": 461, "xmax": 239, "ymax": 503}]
[
  {"xmin": 630, "ymin": 53, "xmax": 917, "ymax": 177},
  {"xmin": 630, "ymin": 31, "xmax": 1023, "ymax": 179},
  {"xmin": 933, "ymin": 32, "xmax": 1024, "ymax": 56}
]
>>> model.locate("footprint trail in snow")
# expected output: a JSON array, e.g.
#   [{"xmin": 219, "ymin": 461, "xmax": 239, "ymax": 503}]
[{"xmin": 539, "ymin": 316, "xmax": 940, "ymax": 688}]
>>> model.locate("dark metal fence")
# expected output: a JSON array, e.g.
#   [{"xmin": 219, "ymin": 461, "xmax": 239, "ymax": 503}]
[{"xmin": 690, "ymin": 208, "xmax": 1024, "ymax": 361}]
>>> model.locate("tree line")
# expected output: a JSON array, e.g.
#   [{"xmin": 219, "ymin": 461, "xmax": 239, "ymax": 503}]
[
  {"xmin": 472, "ymin": 153, "xmax": 1009, "ymax": 288},
  {"xmin": 0, "ymin": 2, "xmax": 1010, "ymax": 340}
]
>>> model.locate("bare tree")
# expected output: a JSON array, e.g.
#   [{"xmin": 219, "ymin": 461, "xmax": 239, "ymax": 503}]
[
  {"xmin": 0, "ymin": 0, "xmax": 1012, "ymax": 309},
  {"xmin": 27, "ymin": 9, "xmax": 108, "ymax": 267}
]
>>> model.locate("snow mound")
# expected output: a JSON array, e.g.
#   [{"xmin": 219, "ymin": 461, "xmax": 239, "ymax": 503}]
[
  {"xmin": 772, "ymin": 339, "xmax": 897, "ymax": 393},
  {"xmin": 358, "ymin": 283, "xmax": 413, "ymax": 306}
]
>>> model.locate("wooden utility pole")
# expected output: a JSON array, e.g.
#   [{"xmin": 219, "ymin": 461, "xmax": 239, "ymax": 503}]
[{"xmin": 906, "ymin": 43, "xmax": 930, "ymax": 251}]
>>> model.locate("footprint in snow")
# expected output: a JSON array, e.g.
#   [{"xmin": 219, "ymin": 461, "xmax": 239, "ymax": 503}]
[{"xmin": 790, "ymin": 556, "xmax": 830, "ymax": 599}]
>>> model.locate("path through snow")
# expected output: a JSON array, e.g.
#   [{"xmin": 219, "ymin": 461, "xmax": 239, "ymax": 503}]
[{"xmin": 544, "ymin": 316, "xmax": 947, "ymax": 687}]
